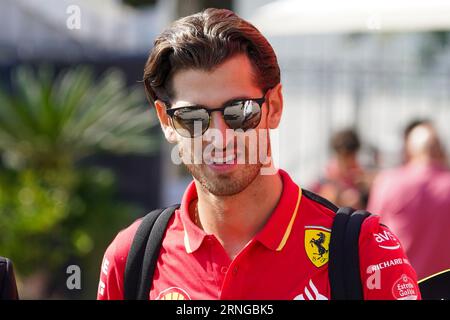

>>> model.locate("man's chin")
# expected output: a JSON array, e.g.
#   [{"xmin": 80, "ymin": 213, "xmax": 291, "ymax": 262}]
[{"xmin": 186, "ymin": 163, "xmax": 262, "ymax": 197}]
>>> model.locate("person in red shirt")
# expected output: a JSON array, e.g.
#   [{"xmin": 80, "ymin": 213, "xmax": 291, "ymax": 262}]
[
  {"xmin": 97, "ymin": 8, "xmax": 420, "ymax": 300},
  {"xmin": 311, "ymin": 128, "xmax": 374, "ymax": 209},
  {"xmin": 368, "ymin": 120, "xmax": 450, "ymax": 280}
]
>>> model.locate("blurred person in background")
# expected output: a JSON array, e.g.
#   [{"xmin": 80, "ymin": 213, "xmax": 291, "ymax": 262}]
[
  {"xmin": 367, "ymin": 120, "xmax": 450, "ymax": 280},
  {"xmin": 311, "ymin": 128, "xmax": 373, "ymax": 209},
  {"xmin": 402, "ymin": 119, "xmax": 447, "ymax": 165}
]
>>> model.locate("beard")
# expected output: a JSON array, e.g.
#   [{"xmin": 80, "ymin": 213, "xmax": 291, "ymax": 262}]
[{"xmin": 184, "ymin": 162, "xmax": 262, "ymax": 196}]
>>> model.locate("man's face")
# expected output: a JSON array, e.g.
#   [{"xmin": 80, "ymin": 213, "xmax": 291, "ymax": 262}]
[{"xmin": 155, "ymin": 54, "xmax": 283, "ymax": 196}]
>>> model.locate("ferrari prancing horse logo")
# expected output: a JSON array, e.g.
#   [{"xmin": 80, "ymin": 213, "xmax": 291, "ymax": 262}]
[{"xmin": 304, "ymin": 227, "xmax": 331, "ymax": 268}]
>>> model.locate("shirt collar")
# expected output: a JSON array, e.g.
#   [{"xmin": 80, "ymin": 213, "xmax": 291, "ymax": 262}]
[
  {"xmin": 180, "ymin": 169, "xmax": 302, "ymax": 254},
  {"xmin": 179, "ymin": 180, "xmax": 207, "ymax": 254},
  {"xmin": 254, "ymin": 169, "xmax": 302, "ymax": 251}
]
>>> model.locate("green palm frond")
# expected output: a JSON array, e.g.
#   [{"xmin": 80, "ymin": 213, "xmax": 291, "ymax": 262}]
[{"xmin": 0, "ymin": 65, "xmax": 159, "ymax": 169}]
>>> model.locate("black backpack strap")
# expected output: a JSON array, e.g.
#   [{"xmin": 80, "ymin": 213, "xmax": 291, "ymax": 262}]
[
  {"xmin": 0, "ymin": 257, "xmax": 19, "ymax": 300},
  {"xmin": 329, "ymin": 207, "xmax": 354, "ymax": 300},
  {"xmin": 344, "ymin": 209, "xmax": 372, "ymax": 299},
  {"xmin": 124, "ymin": 204, "xmax": 179, "ymax": 300},
  {"xmin": 329, "ymin": 207, "xmax": 371, "ymax": 300}
]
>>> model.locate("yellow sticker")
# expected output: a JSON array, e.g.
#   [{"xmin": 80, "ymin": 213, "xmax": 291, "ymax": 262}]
[{"xmin": 304, "ymin": 228, "xmax": 331, "ymax": 268}]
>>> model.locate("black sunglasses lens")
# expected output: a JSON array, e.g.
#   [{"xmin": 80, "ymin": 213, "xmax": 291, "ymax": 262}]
[
  {"xmin": 172, "ymin": 108, "xmax": 209, "ymax": 137},
  {"xmin": 224, "ymin": 100, "xmax": 262, "ymax": 131}
]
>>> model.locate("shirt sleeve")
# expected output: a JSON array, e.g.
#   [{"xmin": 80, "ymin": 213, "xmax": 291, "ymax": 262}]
[
  {"xmin": 97, "ymin": 219, "xmax": 142, "ymax": 300},
  {"xmin": 358, "ymin": 215, "xmax": 422, "ymax": 300},
  {"xmin": 97, "ymin": 240, "xmax": 124, "ymax": 300}
]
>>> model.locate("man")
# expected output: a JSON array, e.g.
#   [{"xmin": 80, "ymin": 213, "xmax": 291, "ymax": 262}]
[
  {"xmin": 368, "ymin": 120, "xmax": 450, "ymax": 280},
  {"xmin": 97, "ymin": 8, "xmax": 420, "ymax": 300},
  {"xmin": 311, "ymin": 128, "xmax": 373, "ymax": 209}
]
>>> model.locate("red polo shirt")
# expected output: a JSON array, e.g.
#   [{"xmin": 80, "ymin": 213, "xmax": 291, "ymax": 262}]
[{"xmin": 97, "ymin": 169, "xmax": 421, "ymax": 300}]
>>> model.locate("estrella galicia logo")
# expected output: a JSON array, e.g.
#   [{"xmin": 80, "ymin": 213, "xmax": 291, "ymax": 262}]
[{"xmin": 392, "ymin": 274, "xmax": 419, "ymax": 300}]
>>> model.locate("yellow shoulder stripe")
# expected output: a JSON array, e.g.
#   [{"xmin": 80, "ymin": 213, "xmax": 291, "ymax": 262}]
[{"xmin": 276, "ymin": 188, "xmax": 302, "ymax": 251}]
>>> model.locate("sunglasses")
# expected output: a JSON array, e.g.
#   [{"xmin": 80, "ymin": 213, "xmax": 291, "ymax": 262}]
[{"xmin": 164, "ymin": 93, "xmax": 267, "ymax": 138}]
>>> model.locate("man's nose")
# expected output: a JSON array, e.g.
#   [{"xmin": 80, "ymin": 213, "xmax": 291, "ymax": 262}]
[
  {"xmin": 208, "ymin": 111, "xmax": 234, "ymax": 147},
  {"xmin": 210, "ymin": 111, "xmax": 228, "ymax": 132}
]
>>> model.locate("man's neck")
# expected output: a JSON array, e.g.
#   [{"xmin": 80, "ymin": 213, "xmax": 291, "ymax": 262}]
[{"xmin": 193, "ymin": 166, "xmax": 283, "ymax": 260}]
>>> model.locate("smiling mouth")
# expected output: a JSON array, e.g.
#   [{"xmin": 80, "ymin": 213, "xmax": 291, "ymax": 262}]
[{"xmin": 210, "ymin": 153, "xmax": 236, "ymax": 165}]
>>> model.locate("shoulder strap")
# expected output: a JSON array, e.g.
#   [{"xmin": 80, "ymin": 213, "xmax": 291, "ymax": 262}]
[
  {"xmin": 329, "ymin": 207, "xmax": 371, "ymax": 300},
  {"xmin": 124, "ymin": 204, "xmax": 179, "ymax": 300},
  {"xmin": 0, "ymin": 257, "xmax": 19, "ymax": 300}
]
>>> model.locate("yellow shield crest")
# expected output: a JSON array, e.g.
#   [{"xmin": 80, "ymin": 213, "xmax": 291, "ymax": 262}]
[{"xmin": 304, "ymin": 228, "xmax": 331, "ymax": 268}]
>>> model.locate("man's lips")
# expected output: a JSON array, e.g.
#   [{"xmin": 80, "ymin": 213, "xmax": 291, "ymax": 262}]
[
  {"xmin": 207, "ymin": 161, "xmax": 238, "ymax": 173},
  {"xmin": 205, "ymin": 150, "xmax": 249, "ymax": 165},
  {"xmin": 204, "ymin": 152, "xmax": 242, "ymax": 173},
  {"xmin": 209, "ymin": 153, "xmax": 236, "ymax": 164}
]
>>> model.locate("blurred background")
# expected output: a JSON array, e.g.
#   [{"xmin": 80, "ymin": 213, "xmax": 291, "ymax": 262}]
[{"xmin": 0, "ymin": 0, "xmax": 449, "ymax": 299}]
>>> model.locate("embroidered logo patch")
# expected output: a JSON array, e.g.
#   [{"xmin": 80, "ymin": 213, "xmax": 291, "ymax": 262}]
[
  {"xmin": 392, "ymin": 274, "xmax": 419, "ymax": 300},
  {"xmin": 304, "ymin": 226, "xmax": 331, "ymax": 268}
]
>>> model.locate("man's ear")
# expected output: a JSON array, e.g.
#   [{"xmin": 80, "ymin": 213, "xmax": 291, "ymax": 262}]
[
  {"xmin": 154, "ymin": 100, "xmax": 178, "ymax": 143},
  {"xmin": 266, "ymin": 83, "xmax": 283, "ymax": 129}
]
